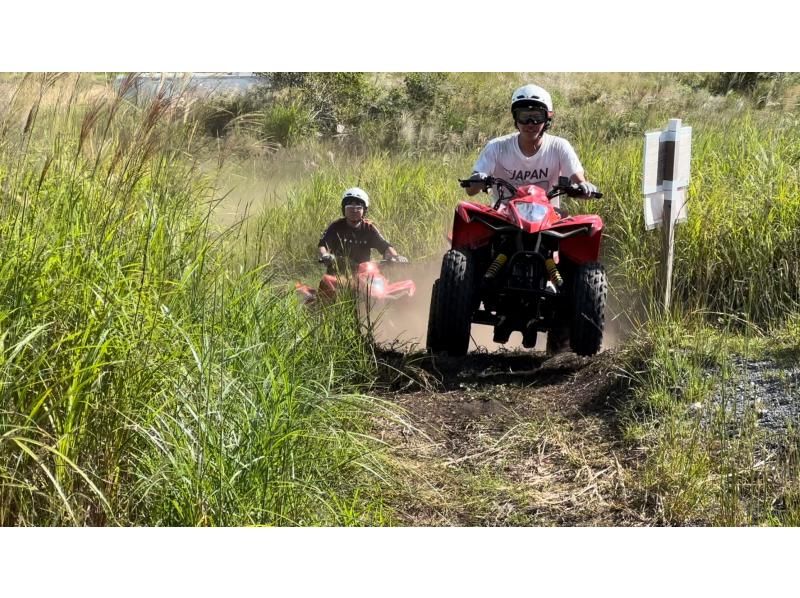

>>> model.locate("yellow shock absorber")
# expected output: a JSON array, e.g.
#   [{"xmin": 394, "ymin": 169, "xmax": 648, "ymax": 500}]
[
  {"xmin": 484, "ymin": 253, "xmax": 508, "ymax": 279},
  {"xmin": 545, "ymin": 257, "xmax": 563, "ymax": 287}
]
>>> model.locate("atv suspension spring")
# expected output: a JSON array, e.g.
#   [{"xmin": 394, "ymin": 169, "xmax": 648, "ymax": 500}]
[
  {"xmin": 484, "ymin": 253, "xmax": 508, "ymax": 279},
  {"xmin": 545, "ymin": 257, "xmax": 563, "ymax": 287}
]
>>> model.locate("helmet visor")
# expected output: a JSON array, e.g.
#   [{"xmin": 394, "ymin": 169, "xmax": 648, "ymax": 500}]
[{"xmin": 514, "ymin": 109, "xmax": 548, "ymax": 125}]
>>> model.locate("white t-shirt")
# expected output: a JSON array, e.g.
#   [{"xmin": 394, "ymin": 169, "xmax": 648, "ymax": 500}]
[{"xmin": 472, "ymin": 132, "xmax": 584, "ymax": 208}]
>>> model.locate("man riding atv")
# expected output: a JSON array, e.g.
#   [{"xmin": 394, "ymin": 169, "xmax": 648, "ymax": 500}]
[
  {"xmin": 318, "ymin": 187, "xmax": 408, "ymax": 272},
  {"xmin": 465, "ymin": 83, "xmax": 598, "ymax": 214},
  {"xmin": 455, "ymin": 84, "xmax": 603, "ymax": 353}
]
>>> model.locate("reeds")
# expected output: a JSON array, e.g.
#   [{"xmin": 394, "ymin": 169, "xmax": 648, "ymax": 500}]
[{"xmin": 0, "ymin": 74, "xmax": 393, "ymax": 526}]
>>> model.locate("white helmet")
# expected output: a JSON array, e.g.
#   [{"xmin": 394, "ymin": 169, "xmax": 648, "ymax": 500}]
[
  {"xmin": 341, "ymin": 187, "xmax": 370, "ymax": 214},
  {"xmin": 511, "ymin": 84, "xmax": 554, "ymax": 114}
]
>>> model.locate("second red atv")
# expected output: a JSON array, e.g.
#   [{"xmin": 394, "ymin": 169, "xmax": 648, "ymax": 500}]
[
  {"xmin": 426, "ymin": 175, "xmax": 607, "ymax": 357},
  {"xmin": 296, "ymin": 257, "xmax": 416, "ymax": 306}
]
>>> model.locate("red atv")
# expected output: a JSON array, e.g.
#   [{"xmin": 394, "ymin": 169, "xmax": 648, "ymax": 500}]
[
  {"xmin": 296, "ymin": 257, "xmax": 416, "ymax": 306},
  {"xmin": 426, "ymin": 175, "xmax": 607, "ymax": 357}
]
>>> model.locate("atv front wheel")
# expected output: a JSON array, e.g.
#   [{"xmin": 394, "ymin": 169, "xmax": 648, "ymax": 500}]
[
  {"xmin": 426, "ymin": 279, "xmax": 442, "ymax": 352},
  {"xmin": 569, "ymin": 262, "xmax": 607, "ymax": 356},
  {"xmin": 429, "ymin": 249, "xmax": 474, "ymax": 356}
]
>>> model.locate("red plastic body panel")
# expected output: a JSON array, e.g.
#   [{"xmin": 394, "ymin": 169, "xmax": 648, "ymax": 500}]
[
  {"xmin": 296, "ymin": 261, "xmax": 416, "ymax": 305},
  {"xmin": 450, "ymin": 186, "xmax": 604, "ymax": 264}
]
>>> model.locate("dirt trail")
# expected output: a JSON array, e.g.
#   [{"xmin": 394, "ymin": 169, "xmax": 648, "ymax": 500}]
[{"xmin": 374, "ymin": 348, "xmax": 651, "ymax": 526}]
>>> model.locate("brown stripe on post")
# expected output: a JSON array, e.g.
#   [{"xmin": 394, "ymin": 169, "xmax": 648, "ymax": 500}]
[{"xmin": 661, "ymin": 140, "xmax": 676, "ymax": 182}]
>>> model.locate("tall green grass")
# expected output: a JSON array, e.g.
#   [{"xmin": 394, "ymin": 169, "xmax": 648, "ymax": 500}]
[{"xmin": 0, "ymin": 74, "xmax": 396, "ymax": 526}]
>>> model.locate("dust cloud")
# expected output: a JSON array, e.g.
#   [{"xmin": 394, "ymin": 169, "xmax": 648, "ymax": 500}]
[
  {"xmin": 369, "ymin": 259, "xmax": 439, "ymax": 350},
  {"xmin": 602, "ymin": 282, "xmax": 644, "ymax": 351},
  {"xmin": 370, "ymin": 258, "xmax": 531, "ymax": 352}
]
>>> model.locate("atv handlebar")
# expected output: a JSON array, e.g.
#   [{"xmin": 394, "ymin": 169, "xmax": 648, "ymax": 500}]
[
  {"xmin": 547, "ymin": 176, "xmax": 603, "ymax": 200},
  {"xmin": 459, "ymin": 175, "xmax": 603, "ymax": 203},
  {"xmin": 459, "ymin": 175, "xmax": 518, "ymax": 198}
]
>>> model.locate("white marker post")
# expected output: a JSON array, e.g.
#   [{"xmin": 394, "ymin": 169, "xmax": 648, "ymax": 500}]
[{"xmin": 643, "ymin": 118, "xmax": 692, "ymax": 312}]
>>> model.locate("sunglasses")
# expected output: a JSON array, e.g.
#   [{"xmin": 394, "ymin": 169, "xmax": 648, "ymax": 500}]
[
  {"xmin": 344, "ymin": 203, "xmax": 365, "ymax": 210},
  {"xmin": 515, "ymin": 111, "xmax": 548, "ymax": 125}
]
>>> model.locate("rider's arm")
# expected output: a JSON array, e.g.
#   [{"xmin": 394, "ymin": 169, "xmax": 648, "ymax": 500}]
[
  {"xmin": 467, "ymin": 143, "xmax": 496, "ymax": 196},
  {"xmin": 367, "ymin": 223, "xmax": 393, "ymax": 257},
  {"xmin": 570, "ymin": 172, "xmax": 587, "ymax": 184},
  {"xmin": 558, "ymin": 138, "xmax": 595, "ymax": 198},
  {"xmin": 318, "ymin": 221, "xmax": 339, "ymax": 259},
  {"xmin": 365, "ymin": 223, "xmax": 404, "ymax": 261}
]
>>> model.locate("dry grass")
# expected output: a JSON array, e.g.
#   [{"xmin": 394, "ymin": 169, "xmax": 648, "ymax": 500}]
[{"xmin": 374, "ymin": 353, "xmax": 649, "ymax": 526}]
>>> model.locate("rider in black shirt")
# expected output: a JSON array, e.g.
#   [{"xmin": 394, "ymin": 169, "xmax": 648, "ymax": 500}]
[{"xmin": 318, "ymin": 187, "xmax": 407, "ymax": 272}]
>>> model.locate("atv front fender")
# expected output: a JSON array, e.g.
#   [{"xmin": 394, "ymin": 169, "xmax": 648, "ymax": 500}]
[
  {"xmin": 558, "ymin": 216, "xmax": 603, "ymax": 264},
  {"xmin": 451, "ymin": 202, "xmax": 514, "ymax": 250}
]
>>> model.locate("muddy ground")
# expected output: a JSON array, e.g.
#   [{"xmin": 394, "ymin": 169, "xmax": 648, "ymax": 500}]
[
  {"xmin": 371, "ymin": 342, "xmax": 800, "ymax": 527},
  {"xmin": 373, "ymin": 348, "xmax": 652, "ymax": 526}
]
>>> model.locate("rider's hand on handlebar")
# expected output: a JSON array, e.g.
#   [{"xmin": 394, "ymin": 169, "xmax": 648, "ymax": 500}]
[
  {"xmin": 461, "ymin": 172, "xmax": 488, "ymax": 186},
  {"xmin": 461, "ymin": 172, "xmax": 489, "ymax": 195},
  {"xmin": 319, "ymin": 254, "xmax": 335, "ymax": 265},
  {"xmin": 394, "ymin": 255, "xmax": 409, "ymax": 263},
  {"xmin": 577, "ymin": 181, "xmax": 599, "ymax": 199},
  {"xmin": 470, "ymin": 172, "xmax": 489, "ymax": 186}
]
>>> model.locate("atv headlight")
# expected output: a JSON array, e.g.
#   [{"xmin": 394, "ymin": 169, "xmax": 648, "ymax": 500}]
[
  {"xmin": 514, "ymin": 202, "xmax": 548, "ymax": 223},
  {"xmin": 370, "ymin": 278, "xmax": 385, "ymax": 294}
]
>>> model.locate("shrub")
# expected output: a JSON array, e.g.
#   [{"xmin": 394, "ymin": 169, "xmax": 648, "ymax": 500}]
[
  {"xmin": 193, "ymin": 84, "xmax": 272, "ymax": 137},
  {"xmin": 679, "ymin": 72, "xmax": 800, "ymax": 108},
  {"xmin": 257, "ymin": 72, "xmax": 377, "ymax": 133},
  {"xmin": 403, "ymin": 72, "xmax": 449, "ymax": 112},
  {"xmin": 260, "ymin": 100, "xmax": 318, "ymax": 147}
]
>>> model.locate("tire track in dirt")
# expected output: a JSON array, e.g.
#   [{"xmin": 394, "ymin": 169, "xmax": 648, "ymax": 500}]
[{"xmin": 374, "ymin": 349, "xmax": 651, "ymax": 526}]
